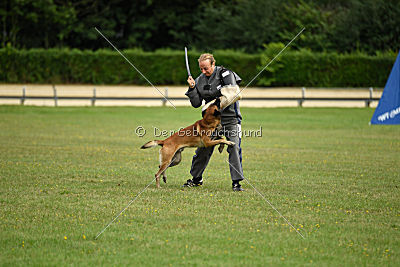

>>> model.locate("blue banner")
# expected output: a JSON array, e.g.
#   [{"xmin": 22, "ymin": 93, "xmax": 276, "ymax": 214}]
[{"xmin": 371, "ymin": 52, "xmax": 400, "ymax": 125}]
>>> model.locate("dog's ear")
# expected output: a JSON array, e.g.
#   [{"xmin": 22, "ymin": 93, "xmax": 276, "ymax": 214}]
[
  {"xmin": 213, "ymin": 109, "xmax": 221, "ymax": 117},
  {"xmin": 213, "ymin": 98, "xmax": 221, "ymax": 109}
]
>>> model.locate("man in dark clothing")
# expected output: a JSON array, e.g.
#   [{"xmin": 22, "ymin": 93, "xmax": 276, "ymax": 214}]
[{"xmin": 184, "ymin": 53, "xmax": 245, "ymax": 191}]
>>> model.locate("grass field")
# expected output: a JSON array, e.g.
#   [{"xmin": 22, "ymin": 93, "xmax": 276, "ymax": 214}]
[{"xmin": 0, "ymin": 105, "xmax": 399, "ymax": 266}]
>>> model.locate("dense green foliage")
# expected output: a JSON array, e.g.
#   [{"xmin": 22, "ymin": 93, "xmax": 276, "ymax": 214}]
[
  {"xmin": 0, "ymin": 106, "xmax": 399, "ymax": 265},
  {"xmin": 0, "ymin": 47, "xmax": 395, "ymax": 87},
  {"xmin": 0, "ymin": 48, "xmax": 259, "ymax": 85},
  {"xmin": 258, "ymin": 45, "xmax": 396, "ymax": 87},
  {"xmin": 1, "ymin": 0, "xmax": 399, "ymax": 54}
]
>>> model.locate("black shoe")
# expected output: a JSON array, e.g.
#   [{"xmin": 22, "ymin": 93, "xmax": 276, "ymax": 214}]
[
  {"xmin": 232, "ymin": 182, "xmax": 244, "ymax": 191},
  {"xmin": 183, "ymin": 179, "xmax": 203, "ymax": 187}
]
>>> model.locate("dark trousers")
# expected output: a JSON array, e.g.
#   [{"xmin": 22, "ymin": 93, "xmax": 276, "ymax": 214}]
[{"xmin": 190, "ymin": 124, "xmax": 244, "ymax": 182}]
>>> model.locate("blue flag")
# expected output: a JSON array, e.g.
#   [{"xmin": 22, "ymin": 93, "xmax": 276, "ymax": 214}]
[{"xmin": 370, "ymin": 52, "xmax": 400, "ymax": 124}]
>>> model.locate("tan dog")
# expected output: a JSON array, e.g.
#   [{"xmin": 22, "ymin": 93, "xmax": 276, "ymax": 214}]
[{"xmin": 141, "ymin": 99, "xmax": 235, "ymax": 188}]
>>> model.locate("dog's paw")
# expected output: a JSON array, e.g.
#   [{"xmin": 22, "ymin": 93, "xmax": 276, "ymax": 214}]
[{"xmin": 226, "ymin": 141, "xmax": 235, "ymax": 146}]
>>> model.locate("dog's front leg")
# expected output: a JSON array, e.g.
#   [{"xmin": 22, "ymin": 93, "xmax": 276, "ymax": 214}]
[{"xmin": 218, "ymin": 144, "xmax": 225, "ymax": 153}]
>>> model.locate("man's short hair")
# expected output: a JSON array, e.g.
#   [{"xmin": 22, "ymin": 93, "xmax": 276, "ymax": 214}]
[{"xmin": 198, "ymin": 53, "xmax": 215, "ymax": 65}]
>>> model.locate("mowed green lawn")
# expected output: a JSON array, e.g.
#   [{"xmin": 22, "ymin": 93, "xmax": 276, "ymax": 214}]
[{"xmin": 0, "ymin": 105, "xmax": 399, "ymax": 266}]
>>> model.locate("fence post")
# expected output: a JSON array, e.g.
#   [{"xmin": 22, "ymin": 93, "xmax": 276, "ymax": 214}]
[
  {"xmin": 298, "ymin": 87, "xmax": 306, "ymax": 107},
  {"xmin": 92, "ymin": 87, "xmax": 96, "ymax": 106},
  {"xmin": 21, "ymin": 86, "xmax": 26, "ymax": 105},
  {"xmin": 366, "ymin": 87, "xmax": 373, "ymax": 107},
  {"xmin": 163, "ymin": 87, "xmax": 168, "ymax": 106},
  {"xmin": 53, "ymin": 85, "xmax": 58, "ymax": 107}
]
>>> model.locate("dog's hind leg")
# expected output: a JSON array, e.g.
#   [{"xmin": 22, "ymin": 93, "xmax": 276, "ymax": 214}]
[
  {"xmin": 155, "ymin": 146, "xmax": 176, "ymax": 188},
  {"xmin": 161, "ymin": 148, "xmax": 184, "ymax": 184},
  {"xmin": 169, "ymin": 148, "xmax": 183, "ymax": 167},
  {"xmin": 158, "ymin": 165, "xmax": 168, "ymax": 184},
  {"xmin": 162, "ymin": 171, "xmax": 167, "ymax": 184}
]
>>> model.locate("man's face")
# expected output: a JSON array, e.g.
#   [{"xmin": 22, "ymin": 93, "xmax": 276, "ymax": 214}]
[{"xmin": 199, "ymin": 60, "xmax": 215, "ymax": 77}]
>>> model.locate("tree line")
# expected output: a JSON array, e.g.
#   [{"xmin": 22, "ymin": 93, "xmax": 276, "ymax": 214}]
[{"xmin": 1, "ymin": 0, "xmax": 399, "ymax": 54}]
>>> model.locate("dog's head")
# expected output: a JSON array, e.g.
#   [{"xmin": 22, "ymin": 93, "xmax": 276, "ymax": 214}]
[
  {"xmin": 202, "ymin": 98, "xmax": 221, "ymax": 118},
  {"xmin": 213, "ymin": 98, "xmax": 221, "ymax": 110}
]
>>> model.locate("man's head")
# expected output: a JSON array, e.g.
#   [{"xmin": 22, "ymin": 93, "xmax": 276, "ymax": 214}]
[{"xmin": 198, "ymin": 53, "xmax": 215, "ymax": 76}]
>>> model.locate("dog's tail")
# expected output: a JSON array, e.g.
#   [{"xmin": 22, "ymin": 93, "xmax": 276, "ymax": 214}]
[{"xmin": 140, "ymin": 140, "xmax": 164, "ymax": 149}]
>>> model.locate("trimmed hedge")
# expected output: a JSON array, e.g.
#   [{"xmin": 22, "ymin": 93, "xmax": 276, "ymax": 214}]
[
  {"xmin": 271, "ymin": 50, "xmax": 395, "ymax": 87},
  {"xmin": 0, "ymin": 48, "xmax": 395, "ymax": 87}
]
